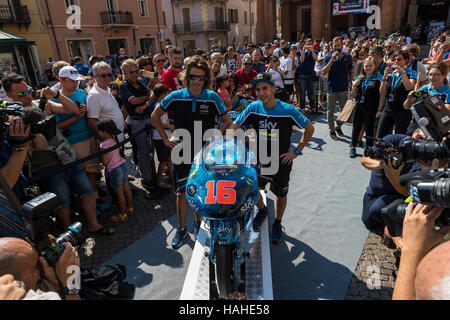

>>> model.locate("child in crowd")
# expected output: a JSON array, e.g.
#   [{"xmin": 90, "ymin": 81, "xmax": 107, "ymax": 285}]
[
  {"xmin": 97, "ymin": 119, "xmax": 133, "ymax": 222},
  {"xmin": 151, "ymin": 84, "xmax": 173, "ymax": 189}
]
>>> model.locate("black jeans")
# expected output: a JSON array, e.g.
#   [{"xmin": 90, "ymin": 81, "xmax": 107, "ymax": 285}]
[
  {"xmin": 351, "ymin": 105, "xmax": 377, "ymax": 147},
  {"xmin": 376, "ymin": 109, "xmax": 412, "ymax": 139}
]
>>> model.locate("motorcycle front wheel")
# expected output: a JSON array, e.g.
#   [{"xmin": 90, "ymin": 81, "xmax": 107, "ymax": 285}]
[{"xmin": 214, "ymin": 243, "xmax": 235, "ymax": 299}]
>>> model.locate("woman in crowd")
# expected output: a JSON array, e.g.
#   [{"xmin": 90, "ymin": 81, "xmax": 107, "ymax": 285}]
[
  {"xmin": 216, "ymin": 74, "xmax": 233, "ymax": 111},
  {"xmin": 349, "ymin": 57, "xmax": 383, "ymax": 158},
  {"xmin": 266, "ymin": 55, "xmax": 289, "ymax": 102},
  {"xmin": 404, "ymin": 62, "xmax": 450, "ymax": 112},
  {"xmin": 210, "ymin": 61, "xmax": 221, "ymax": 90},
  {"xmin": 377, "ymin": 50, "xmax": 417, "ymax": 138}
]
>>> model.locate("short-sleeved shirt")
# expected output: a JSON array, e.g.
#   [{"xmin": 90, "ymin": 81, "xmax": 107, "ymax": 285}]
[
  {"xmin": 119, "ymin": 79, "xmax": 151, "ymax": 118},
  {"xmin": 160, "ymin": 88, "xmax": 228, "ymax": 161},
  {"xmin": 235, "ymin": 99, "xmax": 310, "ymax": 159},
  {"xmin": 86, "ymin": 84, "xmax": 125, "ymax": 141},
  {"xmin": 353, "ymin": 74, "xmax": 383, "ymax": 110},
  {"xmin": 366, "ymin": 134, "xmax": 419, "ymax": 197},
  {"xmin": 74, "ymin": 64, "xmax": 90, "ymax": 76},
  {"xmin": 323, "ymin": 52, "xmax": 353, "ymax": 93},
  {"xmin": 50, "ymin": 89, "xmax": 93, "ymax": 145},
  {"xmin": 252, "ymin": 61, "xmax": 266, "ymax": 74},
  {"xmin": 100, "ymin": 138, "xmax": 125, "ymax": 172},
  {"xmin": 161, "ymin": 68, "xmax": 181, "ymax": 92},
  {"xmin": 385, "ymin": 68, "xmax": 418, "ymax": 112},
  {"xmin": 296, "ymin": 50, "xmax": 318, "ymax": 77},
  {"xmin": 418, "ymin": 83, "xmax": 450, "ymax": 104},
  {"xmin": 235, "ymin": 68, "xmax": 257, "ymax": 87}
]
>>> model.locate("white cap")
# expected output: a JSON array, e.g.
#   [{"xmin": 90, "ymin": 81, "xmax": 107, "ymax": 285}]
[{"xmin": 59, "ymin": 66, "xmax": 82, "ymax": 81}]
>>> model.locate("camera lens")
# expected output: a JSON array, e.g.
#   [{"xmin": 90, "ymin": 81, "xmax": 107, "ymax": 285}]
[
  {"xmin": 56, "ymin": 222, "xmax": 82, "ymax": 247},
  {"xmin": 433, "ymin": 178, "xmax": 450, "ymax": 208}
]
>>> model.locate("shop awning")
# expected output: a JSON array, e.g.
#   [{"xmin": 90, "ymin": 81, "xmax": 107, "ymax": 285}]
[{"xmin": 0, "ymin": 31, "xmax": 34, "ymax": 47}]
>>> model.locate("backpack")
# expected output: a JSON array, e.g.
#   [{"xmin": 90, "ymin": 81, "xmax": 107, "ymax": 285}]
[{"xmin": 47, "ymin": 130, "xmax": 77, "ymax": 165}]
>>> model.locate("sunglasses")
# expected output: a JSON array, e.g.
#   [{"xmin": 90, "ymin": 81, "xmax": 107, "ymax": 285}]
[
  {"xmin": 156, "ymin": 59, "xmax": 166, "ymax": 63},
  {"xmin": 98, "ymin": 73, "xmax": 112, "ymax": 78},
  {"xmin": 244, "ymin": 63, "xmax": 252, "ymax": 66},
  {"xmin": 188, "ymin": 74, "xmax": 207, "ymax": 81},
  {"xmin": 128, "ymin": 70, "xmax": 139, "ymax": 75},
  {"xmin": 16, "ymin": 87, "xmax": 33, "ymax": 97}
]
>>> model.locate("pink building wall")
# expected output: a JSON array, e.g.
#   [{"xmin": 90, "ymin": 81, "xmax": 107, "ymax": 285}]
[{"xmin": 40, "ymin": 0, "xmax": 166, "ymax": 63}]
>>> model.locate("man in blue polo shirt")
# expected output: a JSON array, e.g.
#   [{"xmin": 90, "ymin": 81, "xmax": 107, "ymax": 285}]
[
  {"xmin": 152, "ymin": 56, "xmax": 232, "ymax": 249},
  {"xmin": 322, "ymin": 36, "xmax": 353, "ymax": 140}
]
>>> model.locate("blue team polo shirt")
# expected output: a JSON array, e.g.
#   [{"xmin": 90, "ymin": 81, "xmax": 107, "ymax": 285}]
[{"xmin": 418, "ymin": 83, "xmax": 450, "ymax": 104}]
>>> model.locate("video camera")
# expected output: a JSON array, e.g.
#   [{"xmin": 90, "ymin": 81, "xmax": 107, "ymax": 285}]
[
  {"xmin": 381, "ymin": 169, "xmax": 450, "ymax": 237},
  {"xmin": 21, "ymin": 192, "xmax": 82, "ymax": 266},
  {"xmin": 0, "ymin": 100, "xmax": 57, "ymax": 144},
  {"xmin": 364, "ymin": 137, "xmax": 450, "ymax": 169}
]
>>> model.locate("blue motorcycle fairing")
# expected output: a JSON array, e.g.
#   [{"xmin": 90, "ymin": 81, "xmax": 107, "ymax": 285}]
[
  {"xmin": 185, "ymin": 138, "xmax": 259, "ymax": 220},
  {"xmin": 211, "ymin": 219, "xmax": 241, "ymax": 245}
]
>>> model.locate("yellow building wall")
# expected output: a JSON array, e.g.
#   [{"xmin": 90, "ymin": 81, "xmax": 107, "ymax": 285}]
[{"xmin": 1, "ymin": 0, "xmax": 53, "ymax": 70}]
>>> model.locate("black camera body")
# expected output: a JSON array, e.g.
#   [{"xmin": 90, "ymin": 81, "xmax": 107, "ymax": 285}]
[
  {"xmin": 381, "ymin": 169, "xmax": 450, "ymax": 237},
  {"xmin": 0, "ymin": 101, "xmax": 57, "ymax": 144},
  {"xmin": 21, "ymin": 192, "xmax": 82, "ymax": 266},
  {"xmin": 410, "ymin": 93, "xmax": 450, "ymax": 142}
]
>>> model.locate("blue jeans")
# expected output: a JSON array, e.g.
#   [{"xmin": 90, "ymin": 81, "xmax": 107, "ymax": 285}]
[
  {"xmin": 41, "ymin": 164, "xmax": 94, "ymax": 207},
  {"xmin": 109, "ymin": 163, "xmax": 129, "ymax": 189},
  {"xmin": 362, "ymin": 192, "xmax": 404, "ymax": 236},
  {"xmin": 299, "ymin": 76, "xmax": 314, "ymax": 109}
]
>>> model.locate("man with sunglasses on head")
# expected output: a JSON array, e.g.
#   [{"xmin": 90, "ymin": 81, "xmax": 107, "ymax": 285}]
[{"xmin": 152, "ymin": 56, "xmax": 232, "ymax": 249}]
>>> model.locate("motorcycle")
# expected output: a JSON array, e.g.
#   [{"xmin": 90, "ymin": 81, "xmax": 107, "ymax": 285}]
[{"xmin": 184, "ymin": 137, "xmax": 261, "ymax": 299}]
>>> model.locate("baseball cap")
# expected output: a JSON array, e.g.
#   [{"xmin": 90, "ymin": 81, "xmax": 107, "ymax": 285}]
[
  {"xmin": 58, "ymin": 66, "xmax": 83, "ymax": 81},
  {"xmin": 97, "ymin": 119, "xmax": 122, "ymax": 136},
  {"xmin": 250, "ymin": 72, "xmax": 275, "ymax": 87}
]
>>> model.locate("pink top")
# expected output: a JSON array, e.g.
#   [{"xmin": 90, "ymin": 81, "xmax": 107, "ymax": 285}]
[
  {"xmin": 100, "ymin": 138, "xmax": 125, "ymax": 172},
  {"xmin": 217, "ymin": 88, "xmax": 231, "ymax": 111}
]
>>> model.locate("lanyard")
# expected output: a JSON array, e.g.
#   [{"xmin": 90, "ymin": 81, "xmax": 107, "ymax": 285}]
[
  {"xmin": 390, "ymin": 72, "xmax": 405, "ymax": 92},
  {"xmin": 361, "ymin": 77, "xmax": 373, "ymax": 97}
]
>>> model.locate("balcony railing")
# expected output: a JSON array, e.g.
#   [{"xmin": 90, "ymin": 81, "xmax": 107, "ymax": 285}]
[
  {"xmin": 173, "ymin": 21, "xmax": 230, "ymax": 33},
  {"xmin": 100, "ymin": 11, "xmax": 133, "ymax": 26},
  {"xmin": 0, "ymin": 4, "xmax": 31, "ymax": 26}
]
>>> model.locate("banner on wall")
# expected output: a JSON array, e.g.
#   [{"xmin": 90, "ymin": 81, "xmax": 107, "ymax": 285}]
[{"xmin": 332, "ymin": 0, "xmax": 370, "ymax": 16}]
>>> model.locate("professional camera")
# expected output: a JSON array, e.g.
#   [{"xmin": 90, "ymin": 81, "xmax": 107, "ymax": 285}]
[
  {"xmin": 381, "ymin": 169, "xmax": 450, "ymax": 237},
  {"xmin": 0, "ymin": 101, "xmax": 57, "ymax": 143},
  {"xmin": 410, "ymin": 92, "xmax": 450, "ymax": 142},
  {"xmin": 21, "ymin": 192, "xmax": 82, "ymax": 266}
]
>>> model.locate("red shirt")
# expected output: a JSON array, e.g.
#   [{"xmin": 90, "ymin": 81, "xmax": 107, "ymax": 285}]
[
  {"xmin": 161, "ymin": 68, "xmax": 181, "ymax": 92},
  {"xmin": 217, "ymin": 88, "xmax": 231, "ymax": 111},
  {"xmin": 235, "ymin": 68, "xmax": 257, "ymax": 88}
]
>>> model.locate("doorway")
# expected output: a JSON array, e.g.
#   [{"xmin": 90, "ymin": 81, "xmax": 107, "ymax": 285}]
[
  {"xmin": 67, "ymin": 39, "xmax": 94, "ymax": 65},
  {"xmin": 108, "ymin": 39, "xmax": 128, "ymax": 56}
]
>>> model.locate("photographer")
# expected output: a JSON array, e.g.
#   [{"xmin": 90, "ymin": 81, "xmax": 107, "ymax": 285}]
[
  {"xmin": 392, "ymin": 203, "xmax": 450, "ymax": 300},
  {"xmin": 404, "ymin": 62, "xmax": 450, "ymax": 113},
  {"xmin": 361, "ymin": 130, "xmax": 425, "ymax": 248},
  {"xmin": 0, "ymin": 237, "xmax": 80, "ymax": 300}
]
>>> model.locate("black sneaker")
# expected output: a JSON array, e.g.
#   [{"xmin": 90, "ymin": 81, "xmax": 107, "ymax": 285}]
[
  {"xmin": 271, "ymin": 220, "xmax": 283, "ymax": 245},
  {"xmin": 252, "ymin": 206, "xmax": 268, "ymax": 232},
  {"xmin": 335, "ymin": 127, "xmax": 344, "ymax": 137},
  {"xmin": 330, "ymin": 131, "xmax": 338, "ymax": 141}
]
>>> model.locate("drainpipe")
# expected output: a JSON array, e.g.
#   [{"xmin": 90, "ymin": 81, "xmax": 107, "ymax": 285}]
[
  {"xmin": 154, "ymin": 0, "xmax": 163, "ymax": 53},
  {"xmin": 44, "ymin": 0, "xmax": 61, "ymax": 60}
]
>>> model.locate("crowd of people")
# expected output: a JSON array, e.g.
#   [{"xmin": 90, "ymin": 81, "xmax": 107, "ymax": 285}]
[{"xmin": 0, "ymin": 26, "xmax": 449, "ymax": 300}]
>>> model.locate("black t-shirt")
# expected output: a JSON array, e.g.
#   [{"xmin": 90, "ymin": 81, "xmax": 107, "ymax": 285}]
[
  {"xmin": 354, "ymin": 74, "xmax": 383, "ymax": 111},
  {"xmin": 119, "ymin": 79, "xmax": 151, "ymax": 118},
  {"xmin": 385, "ymin": 68, "xmax": 417, "ymax": 112},
  {"xmin": 366, "ymin": 134, "xmax": 420, "ymax": 196}
]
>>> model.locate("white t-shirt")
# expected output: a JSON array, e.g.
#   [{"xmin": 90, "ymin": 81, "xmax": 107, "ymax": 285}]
[
  {"xmin": 268, "ymin": 69, "xmax": 284, "ymax": 88},
  {"xmin": 280, "ymin": 56, "xmax": 298, "ymax": 85},
  {"xmin": 86, "ymin": 84, "xmax": 125, "ymax": 141},
  {"xmin": 152, "ymin": 106, "xmax": 172, "ymax": 140}
]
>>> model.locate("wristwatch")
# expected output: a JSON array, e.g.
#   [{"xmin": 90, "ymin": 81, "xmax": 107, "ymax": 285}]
[
  {"xmin": 294, "ymin": 148, "xmax": 302, "ymax": 156},
  {"xmin": 53, "ymin": 90, "xmax": 60, "ymax": 100}
]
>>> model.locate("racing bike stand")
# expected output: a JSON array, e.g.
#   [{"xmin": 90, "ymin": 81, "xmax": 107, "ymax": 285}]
[{"xmin": 180, "ymin": 191, "xmax": 273, "ymax": 300}]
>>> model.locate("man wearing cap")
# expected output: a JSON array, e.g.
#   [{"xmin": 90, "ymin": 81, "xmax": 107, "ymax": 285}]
[
  {"xmin": 51, "ymin": 66, "xmax": 99, "ymax": 191},
  {"xmin": 231, "ymin": 72, "xmax": 315, "ymax": 244}
]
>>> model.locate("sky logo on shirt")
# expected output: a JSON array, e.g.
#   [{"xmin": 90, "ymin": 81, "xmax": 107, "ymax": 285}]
[{"xmin": 259, "ymin": 119, "xmax": 278, "ymax": 130}]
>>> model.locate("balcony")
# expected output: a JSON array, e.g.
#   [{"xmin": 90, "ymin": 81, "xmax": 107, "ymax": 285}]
[
  {"xmin": 173, "ymin": 21, "xmax": 230, "ymax": 34},
  {"xmin": 0, "ymin": 3, "xmax": 31, "ymax": 28},
  {"xmin": 100, "ymin": 11, "xmax": 133, "ymax": 27}
]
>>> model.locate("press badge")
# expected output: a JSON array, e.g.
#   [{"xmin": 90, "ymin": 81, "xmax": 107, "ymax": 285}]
[
  {"xmin": 388, "ymin": 94, "xmax": 394, "ymax": 102},
  {"xmin": 360, "ymin": 96, "xmax": 365, "ymax": 103}
]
